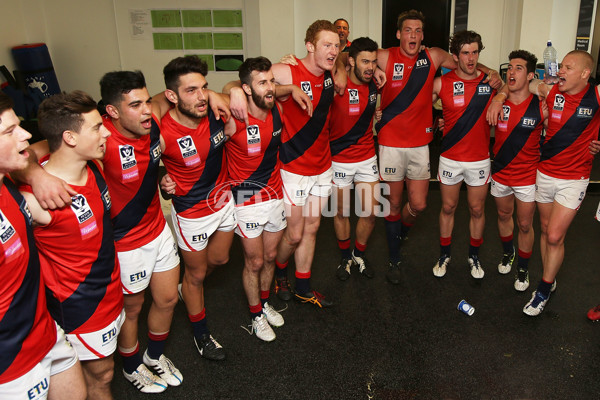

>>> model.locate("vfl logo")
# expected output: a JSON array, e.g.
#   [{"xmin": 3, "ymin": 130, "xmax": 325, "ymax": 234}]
[
  {"xmin": 553, "ymin": 94, "xmax": 565, "ymax": 111},
  {"xmin": 577, "ymin": 107, "xmax": 594, "ymax": 118},
  {"xmin": 177, "ymin": 135, "xmax": 200, "ymax": 166},
  {"xmin": 442, "ymin": 170, "xmax": 453, "ymax": 178},
  {"xmin": 71, "ymin": 195, "xmax": 93, "ymax": 223},
  {"xmin": 522, "ymin": 118, "xmax": 537, "ymax": 127},
  {"xmin": 502, "ymin": 105, "xmax": 511, "ymax": 121},
  {"xmin": 372, "ymin": 164, "xmax": 378, "ymax": 174},
  {"xmin": 479, "ymin": 170, "xmax": 485, "ymax": 179},
  {"xmin": 119, "ymin": 145, "xmax": 136, "ymax": 165},
  {"xmin": 247, "ymin": 126, "xmax": 260, "ymax": 143},
  {"xmin": 324, "ymin": 77, "xmax": 333, "ymax": 89},
  {"xmin": 211, "ymin": 130, "xmax": 225, "ymax": 147},
  {"xmin": 579, "ymin": 191, "xmax": 585, "ymax": 201},
  {"xmin": 301, "ymin": 81, "xmax": 313, "ymax": 100},
  {"xmin": 384, "ymin": 167, "xmax": 396, "ymax": 174},
  {"xmin": 192, "ymin": 233, "xmax": 208, "ymax": 243},
  {"xmin": 453, "ymin": 82, "xmax": 464, "ymax": 96},
  {"xmin": 415, "ymin": 58, "xmax": 428, "ymax": 68},
  {"xmin": 348, "ymin": 89, "xmax": 359, "ymax": 105},
  {"xmin": 393, "ymin": 63, "xmax": 404, "ymax": 81}
]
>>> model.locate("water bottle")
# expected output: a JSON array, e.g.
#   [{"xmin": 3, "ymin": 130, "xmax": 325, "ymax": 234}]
[{"xmin": 543, "ymin": 40, "xmax": 558, "ymax": 84}]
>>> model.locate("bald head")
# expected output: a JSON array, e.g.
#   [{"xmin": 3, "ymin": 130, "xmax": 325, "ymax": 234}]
[{"xmin": 566, "ymin": 50, "xmax": 594, "ymax": 72}]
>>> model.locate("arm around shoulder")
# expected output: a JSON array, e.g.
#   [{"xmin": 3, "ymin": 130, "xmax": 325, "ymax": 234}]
[{"xmin": 21, "ymin": 190, "xmax": 51, "ymax": 226}]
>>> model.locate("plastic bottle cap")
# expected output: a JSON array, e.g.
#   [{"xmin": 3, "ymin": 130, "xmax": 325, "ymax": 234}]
[{"xmin": 547, "ymin": 40, "xmax": 552, "ymax": 46}]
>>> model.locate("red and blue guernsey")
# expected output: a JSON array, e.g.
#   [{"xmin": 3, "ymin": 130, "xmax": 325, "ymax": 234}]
[
  {"xmin": 329, "ymin": 79, "xmax": 377, "ymax": 162},
  {"xmin": 0, "ymin": 178, "xmax": 56, "ymax": 384},
  {"xmin": 227, "ymin": 105, "xmax": 283, "ymax": 206},
  {"xmin": 161, "ymin": 108, "xmax": 229, "ymax": 218},
  {"xmin": 102, "ymin": 114, "xmax": 166, "ymax": 252},
  {"xmin": 540, "ymin": 84, "xmax": 600, "ymax": 180},
  {"xmin": 492, "ymin": 95, "xmax": 544, "ymax": 186},
  {"xmin": 29, "ymin": 161, "xmax": 123, "ymax": 334},
  {"xmin": 279, "ymin": 58, "xmax": 334, "ymax": 175},
  {"xmin": 375, "ymin": 48, "xmax": 436, "ymax": 148},
  {"xmin": 439, "ymin": 70, "xmax": 494, "ymax": 162}
]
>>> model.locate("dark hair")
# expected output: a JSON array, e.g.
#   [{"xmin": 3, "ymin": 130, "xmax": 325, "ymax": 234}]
[
  {"xmin": 397, "ymin": 10, "xmax": 425, "ymax": 31},
  {"xmin": 348, "ymin": 37, "xmax": 378, "ymax": 59},
  {"xmin": 0, "ymin": 92, "xmax": 14, "ymax": 115},
  {"xmin": 304, "ymin": 20, "xmax": 338, "ymax": 44},
  {"xmin": 238, "ymin": 56, "xmax": 272, "ymax": 87},
  {"xmin": 334, "ymin": 18, "xmax": 349, "ymax": 27},
  {"xmin": 508, "ymin": 50, "xmax": 537, "ymax": 74},
  {"xmin": 37, "ymin": 91, "xmax": 97, "ymax": 152},
  {"xmin": 449, "ymin": 30, "xmax": 484, "ymax": 56},
  {"xmin": 163, "ymin": 56, "xmax": 208, "ymax": 92},
  {"xmin": 100, "ymin": 70, "xmax": 147, "ymax": 106}
]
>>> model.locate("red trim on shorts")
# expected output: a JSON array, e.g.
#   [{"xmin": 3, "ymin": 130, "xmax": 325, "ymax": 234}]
[
  {"xmin": 122, "ymin": 281, "xmax": 134, "ymax": 295},
  {"xmin": 176, "ymin": 215, "xmax": 197, "ymax": 252},
  {"xmin": 237, "ymin": 224, "xmax": 248, "ymax": 238},
  {"xmin": 76, "ymin": 333, "xmax": 106, "ymax": 359},
  {"xmin": 282, "ymin": 185, "xmax": 297, "ymax": 206}
]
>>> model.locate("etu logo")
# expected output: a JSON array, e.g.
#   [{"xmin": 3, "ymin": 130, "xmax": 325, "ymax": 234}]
[
  {"xmin": 246, "ymin": 222, "xmax": 259, "ymax": 230},
  {"xmin": 130, "ymin": 271, "xmax": 147, "ymax": 283},
  {"xmin": 27, "ymin": 378, "xmax": 49, "ymax": 399},
  {"xmin": 192, "ymin": 233, "xmax": 208, "ymax": 242},
  {"xmin": 384, "ymin": 167, "xmax": 396, "ymax": 174},
  {"xmin": 102, "ymin": 327, "xmax": 117, "ymax": 343}
]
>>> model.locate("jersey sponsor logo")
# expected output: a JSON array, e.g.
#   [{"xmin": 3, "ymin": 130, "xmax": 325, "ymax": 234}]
[
  {"xmin": 415, "ymin": 58, "xmax": 428, "ymax": 68},
  {"xmin": 301, "ymin": 81, "xmax": 313, "ymax": 100},
  {"xmin": 369, "ymin": 93, "xmax": 377, "ymax": 103},
  {"xmin": 211, "ymin": 129, "xmax": 226, "ymax": 148},
  {"xmin": 477, "ymin": 85, "xmax": 491, "ymax": 95},
  {"xmin": 442, "ymin": 170, "xmax": 453, "ymax": 178},
  {"xmin": 392, "ymin": 63, "xmax": 404, "ymax": 81},
  {"xmin": 130, "ymin": 271, "xmax": 147, "ymax": 283},
  {"xmin": 453, "ymin": 81, "xmax": 465, "ymax": 106},
  {"xmin": 118, "ymin": 144, "xmax": 139, "ymax": 182},
  {"xmin": 522, "ymin": 117, "xmax": 537, "ymax": 127},
  {"xmin": 102, "ymin": 326, "xmax": 118, "ymax": 343},
  {"xmin": 324, "ymin": 77, "xmax": 333, "ymax": 89},
  {"xmin": 577, "ymin": 107, "xmax": 594, "ymax": 118},
  {"xmin": 272, "ymin": 128, "xmax": 282, "ymax": 137},
  {"xmin": 70, "ymin": 194, "xmax": 99, "ymax": 239},
  {"xmin": 246, "ymin": 125, "xmax": 261, "ymax": 155},
  {"xmin": 295, "ymin": 189, "xmax": 306, "ymax": 198},
  {"xmin": 334, "ymin": 172, "xmax": 346, "ymax": 178},
  {"xmin": 150, "ymin": 141, "xmax": 162, "ymax": 162},
  {"xmin": 177, "ymin": 135, "xmax": 201, "ymax": 166},
  {"xmin": 245, "ymin": 222, "xmax": 260, "ymax": 230},
  {"xmin": 0, "ymin": 209, "xmax": 24, "ymax": 262},
  {"xmin": 27, "ymin": 378, "xmax": 49, "ymax": 400},
  {"xmin": 101, "ymin": 188, "xmax": 112, "ymax": 211},
  {"xmin": 192, "ymin": 233, "xmax": 208, "ymax": 243},
  {"xmin": 498, "ymin": 105, "xmax": 510, "ymax": 130},
  {"xmin": 384, "ymin": 167, "xmax": 396, "ymax": 174}
]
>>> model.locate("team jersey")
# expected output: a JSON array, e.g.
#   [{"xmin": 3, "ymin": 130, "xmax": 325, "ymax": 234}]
[
  {"xmin": 29, "ymin": 161, "xmax": 123, "ymax": 334},
  {"xmin": 102, "ymin": 114, "xmax": 166, "ymax": 252},
  {"xmin": 279, "ymin": 58, "xmax": 334, "ymax": 175},
  {"xmin": 492, "ymin": 95, "xmax": 544, "ymax": 186},
  {"xmin": 161, "ymin": 109, "xmax": 230, "ymax": 218},
  {"xmin": 227, "ymin": 104, "xmax": 283, "ymax": 206},
  {"xmin": 375, "ymin": 48, "xmax": 437, "ymax": 148},
  {"xmin": 539, "ymin": 84, "xmax": 600, "ymax": 180},
  {"xmin": 0, "ymin": 179, "xmax": 56, "ymax": 384},
  {"xmin": 439, "ymin": 70, "xmax": 494, "ymax": 162},
  {"xmin": 329, "ymin": 78, "xmax": 377, "ymax": 163}
]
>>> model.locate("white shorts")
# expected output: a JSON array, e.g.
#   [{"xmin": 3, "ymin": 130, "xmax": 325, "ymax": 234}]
[
  {"xmin": 378, "ymin": 145, "xmax": 430, "ymax": 181},
  {"xmin": 171, "ymin": 198, "xmax": 236, "ymax": 252},
  {"xmin": 0, "ymin": 324, "xmax": 78, "ymax": 400},
  {"xmin": 438, "ymin": 156, "xmax": 491, "ymax": 186},
  {"xmin": 535, "ymin": 170, "xmax": 589, "ymax": 210},
  {"xmin": 490, "ymin": 178, "xmax": 536, "ymax": 203},
  {"xmin": 332, "ymin": 156, "xmax": 379, "ymax": 187},
  {"xmin": 234, "ymin": 199, "xmax": 287, "ymax": 239},
  {"xmin": 118, "ymin": 224, "xmax": 180, "ymax": 294},
  {"xmin": 67, "ymin": 310, "xmax": 125, "ymax": 361},
  {"xmin": 281, "ymin": 168, "xmax": 333, "ymax": 206}
]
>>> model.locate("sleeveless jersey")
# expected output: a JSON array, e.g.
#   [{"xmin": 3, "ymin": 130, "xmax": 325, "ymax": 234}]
[
  {"xmin": 279, "ymin": 58, "xmax": 334, "ymax": 175},
  {"xmin": 161, "ymin": 109, "xmax": 230, "ymax": 218},
  {"xmin": 492, "ymin": 95, "xmax": 544, "ymax": 186},
  {"xmin": 329, "ymin": 78, "xmax": 377, "ymax": 163},
  {"xmin": 375, "ymin": 48, "xmax": 437, "ymax": 148},
  {"xmin": 0, "ymin": 179, "xmax": 56, "ymax": 384},
  {"xmin": 102, "ymin": 114, "xmax": 166, "ymax": 252},
  {"xmin": 539, "ymin": 84, "xmax": 600, "ymax": 180},
  {"xmin": 227, "ymin": 105, "xmax": 283, "ymax": 206},
  {"xmin": 31, "ymin": 161, "xmax": 123, "ymax": 334},
  {"xmin": 439, "ymin": 70, "xmax": 494, "ymax": 161}
]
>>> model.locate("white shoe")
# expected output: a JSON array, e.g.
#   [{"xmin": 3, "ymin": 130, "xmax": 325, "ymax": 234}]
[
  {"xmin": 143, "ymin": 351, "xmax": 183, "ymax": 386},
  {"xmin": 523, "ymin": 290, "xmax": 549, "ymax": 316},
  {"xmin": 252, "ymin": 314, "xmax": 276, "ymax": 342},
  {"xmin": 514, "ymin": 269, "xmax": 530, "ymax": 292},
  {"xmin": 497, "ymin": 249, "xmax": 515, "ymax": 274},
  {"xmin": 468, "ymin": 256, "xmax": 485, "ymax": 279},
  {"xmin": 263, "ymin": 302, "xmax": 284, "ymax": 327},
  {"xmin": 433, "ymin": 255, "xmax": 451, "ymax": 277},
  {"xmin": 123, "ymin": 364, "xmax": 168, "ymax": 393}
]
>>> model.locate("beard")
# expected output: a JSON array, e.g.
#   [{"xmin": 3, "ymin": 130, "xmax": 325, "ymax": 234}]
[
  {"xmin": 354, "ymin": 67, "xmax": 373, "ymax": 84},
  {"xmin": 252, "ymin": 90, "xmax": 275, "ymax": 110},
  {"xmin": 177, "ymin": 100, "xmax": 208, "ymax": 120}
]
